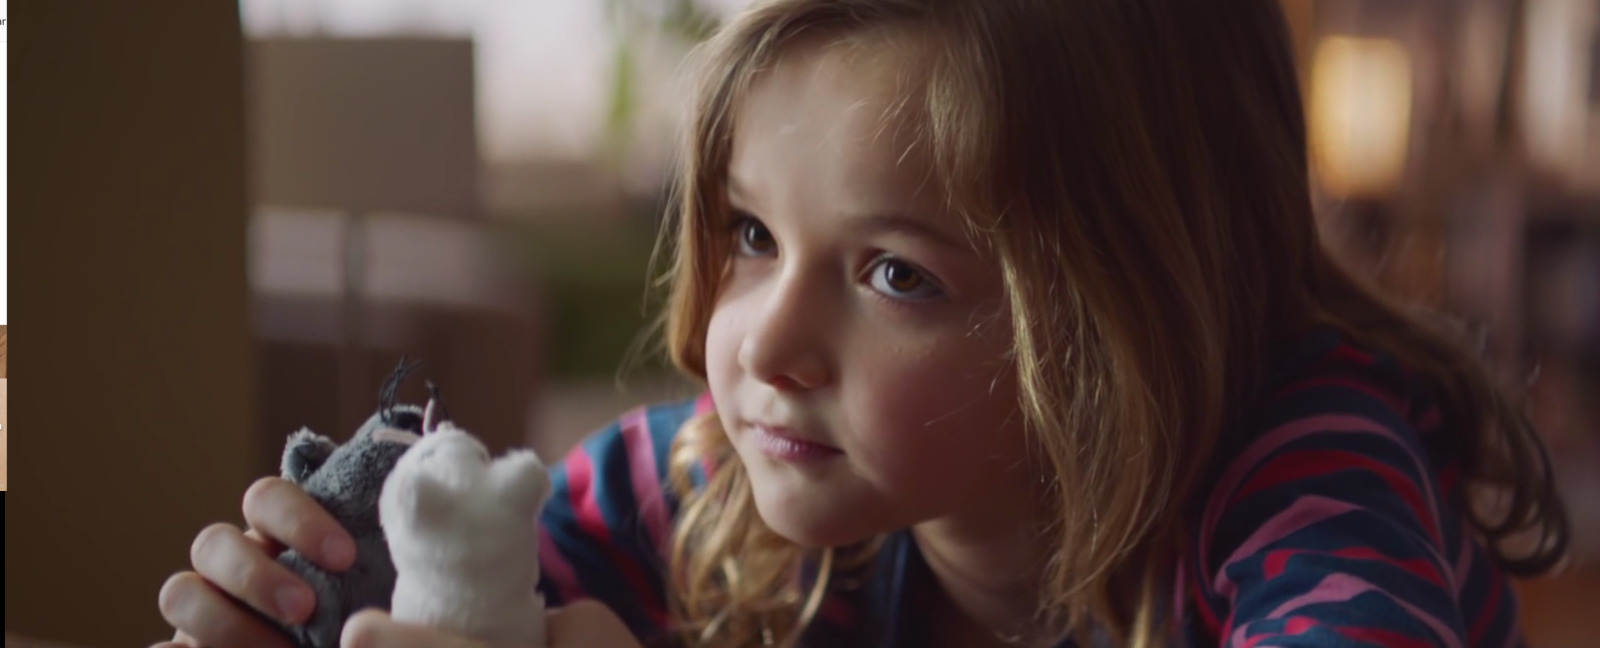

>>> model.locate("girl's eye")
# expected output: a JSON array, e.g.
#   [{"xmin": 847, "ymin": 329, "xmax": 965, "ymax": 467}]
[
  {"xmin": 733, "ymin": 215, "xmax": 777, "ymax": 256},
  {"xmin": 869, "ymin": 257, "xmax": 943, "ymax": 300}
]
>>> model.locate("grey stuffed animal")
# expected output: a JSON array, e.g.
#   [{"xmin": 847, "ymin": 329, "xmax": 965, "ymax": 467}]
[{"xmin": 268, "ymin": 358, "xmax": 448, "ymax": 648}]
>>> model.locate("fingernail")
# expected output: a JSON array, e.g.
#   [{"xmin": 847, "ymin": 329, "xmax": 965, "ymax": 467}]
[
  {"xmin": 323, "ymin": 536, "xmax": 354, "ymax": 567},
  {"xmin": 276, "ymin": 586, "xmax": 310, "ymax": 622}
]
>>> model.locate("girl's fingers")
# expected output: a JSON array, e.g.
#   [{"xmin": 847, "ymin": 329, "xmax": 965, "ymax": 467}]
[
  {"xmin": 340, "ymin": 610, "xmax": 488, "ymax": 648},
  {"xmin": 545, "ymin": 600, "xmax": 642, "ymax": 648},
  {"xmin": 244, "ymin": 526, "xmax": 285, "ymax": 557},
  {"xmin": 339, "ymin": 604, "xmax": 642, "ymax": 648},
  {"xmin": 241, "ymin": 477, "xmax": 355, "ymax": 571},
  {"xmin": 188, "ymin": 523, "xmax": 317, "ymax": 625},
  {"xmin": 157, "ymin": 571, "xmax": 296, "ymax": 648},
  {"xmin": 166, "ymin": 630, "xmax": 202, "ymax": 647}
]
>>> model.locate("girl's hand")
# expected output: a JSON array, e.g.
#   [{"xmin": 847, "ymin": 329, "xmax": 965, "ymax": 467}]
[
  {"xmin": 154, "ymin": 476, "xmax": 358, "ymax": 648},
  {"xmin": 337, "ymin": 601, "xmax": 641, "ymax": 648}
]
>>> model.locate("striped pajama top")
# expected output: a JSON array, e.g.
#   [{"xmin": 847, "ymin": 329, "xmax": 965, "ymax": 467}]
[{"xmin": 535, "ymin": 325, "xmax": 1526, "ymax": 647}]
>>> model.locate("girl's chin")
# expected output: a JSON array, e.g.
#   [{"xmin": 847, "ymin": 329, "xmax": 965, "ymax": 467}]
[
  {"xmin": 748, "ymin": 477, "xmax": 885, "ymax": 548},
  {"xmin": 760, "ymin": 514, "xmax": 869, "ymax": 549}
]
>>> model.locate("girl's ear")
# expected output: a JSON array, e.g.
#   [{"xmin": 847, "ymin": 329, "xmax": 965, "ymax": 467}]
[{"xmin": 281, "ymin": 429, "xmax": 337, "ymax": 484}]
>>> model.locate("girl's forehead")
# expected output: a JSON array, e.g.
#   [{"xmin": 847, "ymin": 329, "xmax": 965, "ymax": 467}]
[
  {"xmin": 729, "ymin": 40, "xmax": 939, "ymax": 210},
  {"xmin": 754, "ymin": 33, "xmax": 928, "ymax": 124}
]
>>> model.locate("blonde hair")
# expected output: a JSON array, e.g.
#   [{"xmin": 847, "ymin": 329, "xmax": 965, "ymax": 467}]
[{"xmin": 647, "ymin": 1, "xmax": 1569, "ymax": 646}]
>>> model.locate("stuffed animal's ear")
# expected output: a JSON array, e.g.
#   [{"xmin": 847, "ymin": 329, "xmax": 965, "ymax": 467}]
[
  {"xmin": 282, "ymin": 429, "xmax": 337, "ymax": 484},
  {"xmin": 489, "ymin": 450, "xmax": 553, "ymax": 516},
  {"xmin": 407, "ymin": 471, "xmax": 455, "ymax": 525}
]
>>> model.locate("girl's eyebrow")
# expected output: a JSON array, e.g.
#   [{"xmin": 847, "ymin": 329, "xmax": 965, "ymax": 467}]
[
  {"xmin": 726, "ymin": 174, "xmax": 757, "ymax": 207},
  {"xmin": 848, "ymin": 212, "xmax": 967, "ymax": 252}
]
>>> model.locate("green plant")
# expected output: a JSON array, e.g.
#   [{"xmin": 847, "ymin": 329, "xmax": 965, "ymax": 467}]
[{"xmin": 600, "ymin": 0, "xmax": 723, "ymax": 165}]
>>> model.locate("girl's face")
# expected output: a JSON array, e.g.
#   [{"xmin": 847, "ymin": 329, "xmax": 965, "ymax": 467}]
[{"xmin": 705, "ymin": 41, "xmax": 1034, "ymax": 547}]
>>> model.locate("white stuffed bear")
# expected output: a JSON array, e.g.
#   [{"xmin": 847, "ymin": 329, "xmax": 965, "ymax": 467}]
[{"xmin": 378, "ymin": 421, "xmax": 553, "ymax": 648}]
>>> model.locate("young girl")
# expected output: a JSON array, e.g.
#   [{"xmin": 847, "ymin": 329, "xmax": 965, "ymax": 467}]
[{"xmin": 157, "ymin": 1, "xmax": 1571, "ymax": 647}]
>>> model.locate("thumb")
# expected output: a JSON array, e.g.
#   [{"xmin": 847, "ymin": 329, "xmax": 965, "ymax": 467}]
[
  {"xmin": 545, "ymin": 600, "xmax": 641, "ymax": 648},
  {"xmin": 341, "ymin": 609, "xmax": 488, "ymax": 648}
]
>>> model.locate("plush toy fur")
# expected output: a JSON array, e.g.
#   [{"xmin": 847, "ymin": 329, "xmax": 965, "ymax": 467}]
[
  {"xmin": 269, "ymin": 359, "xmax": 427, "ymax": 648},
  {"xmin": 273, "ymin": 413, "xmax": 421, "ymax": 647},
  {"xmin": 379, "ymin": 422, "xmax": 552, "ymax": 648}
]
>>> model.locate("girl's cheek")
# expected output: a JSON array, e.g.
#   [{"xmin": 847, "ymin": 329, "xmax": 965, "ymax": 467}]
[
  {"xmin": 847, "ymin": 351, "xmax": 976, "ymax": 440},
  {"xmin": 705, "ymin": 307, "xmax": 740, "ymax": 384},
  {"xmin": 705, "ymin": 297, "xmax": 763, "ymax": 406}
]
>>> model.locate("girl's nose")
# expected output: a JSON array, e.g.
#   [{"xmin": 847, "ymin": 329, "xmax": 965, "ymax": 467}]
[{"xmin": 736, "ymin": 274, "xmax": 831, "ymax": 392}]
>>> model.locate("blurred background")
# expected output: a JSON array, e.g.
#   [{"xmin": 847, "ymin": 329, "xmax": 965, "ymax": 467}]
[{"xmin": 6, "ymin": 0, "xmax": 1599, "ymax": 647}]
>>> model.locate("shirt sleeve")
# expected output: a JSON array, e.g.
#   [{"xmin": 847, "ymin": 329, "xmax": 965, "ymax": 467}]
[
  {"xmin": 536, "ymin": 394, "xmax": 712, "ymax": 643},
  {"xmin": 1196, "ymin": 386, "xmax": 1474, "ymax": 647}
]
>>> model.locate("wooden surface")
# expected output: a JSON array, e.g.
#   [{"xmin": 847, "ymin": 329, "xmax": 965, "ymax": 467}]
[
  {"xmin": 1, "ymin": 327, "xmax": 6, "ymax": 490},
  {"xmin": 1, "ymin": 325, "xmax": 6, "ymax": 490},
  {"xmin": 1, "ymin": 379, "xmax": 6, "ymax": 491},
  {"xmin": 7, "ymin": 4, "xmax": 254, "ymax": 646}
]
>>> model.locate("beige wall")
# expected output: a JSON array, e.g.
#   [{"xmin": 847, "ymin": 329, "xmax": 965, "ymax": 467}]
[{"xmin": 6, "ymin": 4, "xmax": 255, "ymax": 647}]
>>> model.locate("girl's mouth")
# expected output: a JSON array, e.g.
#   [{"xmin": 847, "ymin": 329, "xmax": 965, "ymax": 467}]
[{"xmin": 751, "ymin": 424, "xmax": 843, "ymax": 463}]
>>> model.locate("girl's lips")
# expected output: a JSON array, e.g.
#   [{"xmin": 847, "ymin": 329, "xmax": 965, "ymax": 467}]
[{"xmin": 751, "ymin": 424, "xmax": 842, "ymax": 463}]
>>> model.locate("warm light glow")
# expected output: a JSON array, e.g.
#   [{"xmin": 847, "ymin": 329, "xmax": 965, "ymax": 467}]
[
  {"xmin": 1308, "ymin": 36, "xmax": 1415, "ymax": 199},
  {"xmin": 1521, "ymin": 0, "xmax": 1597, "ymax": 184}
]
